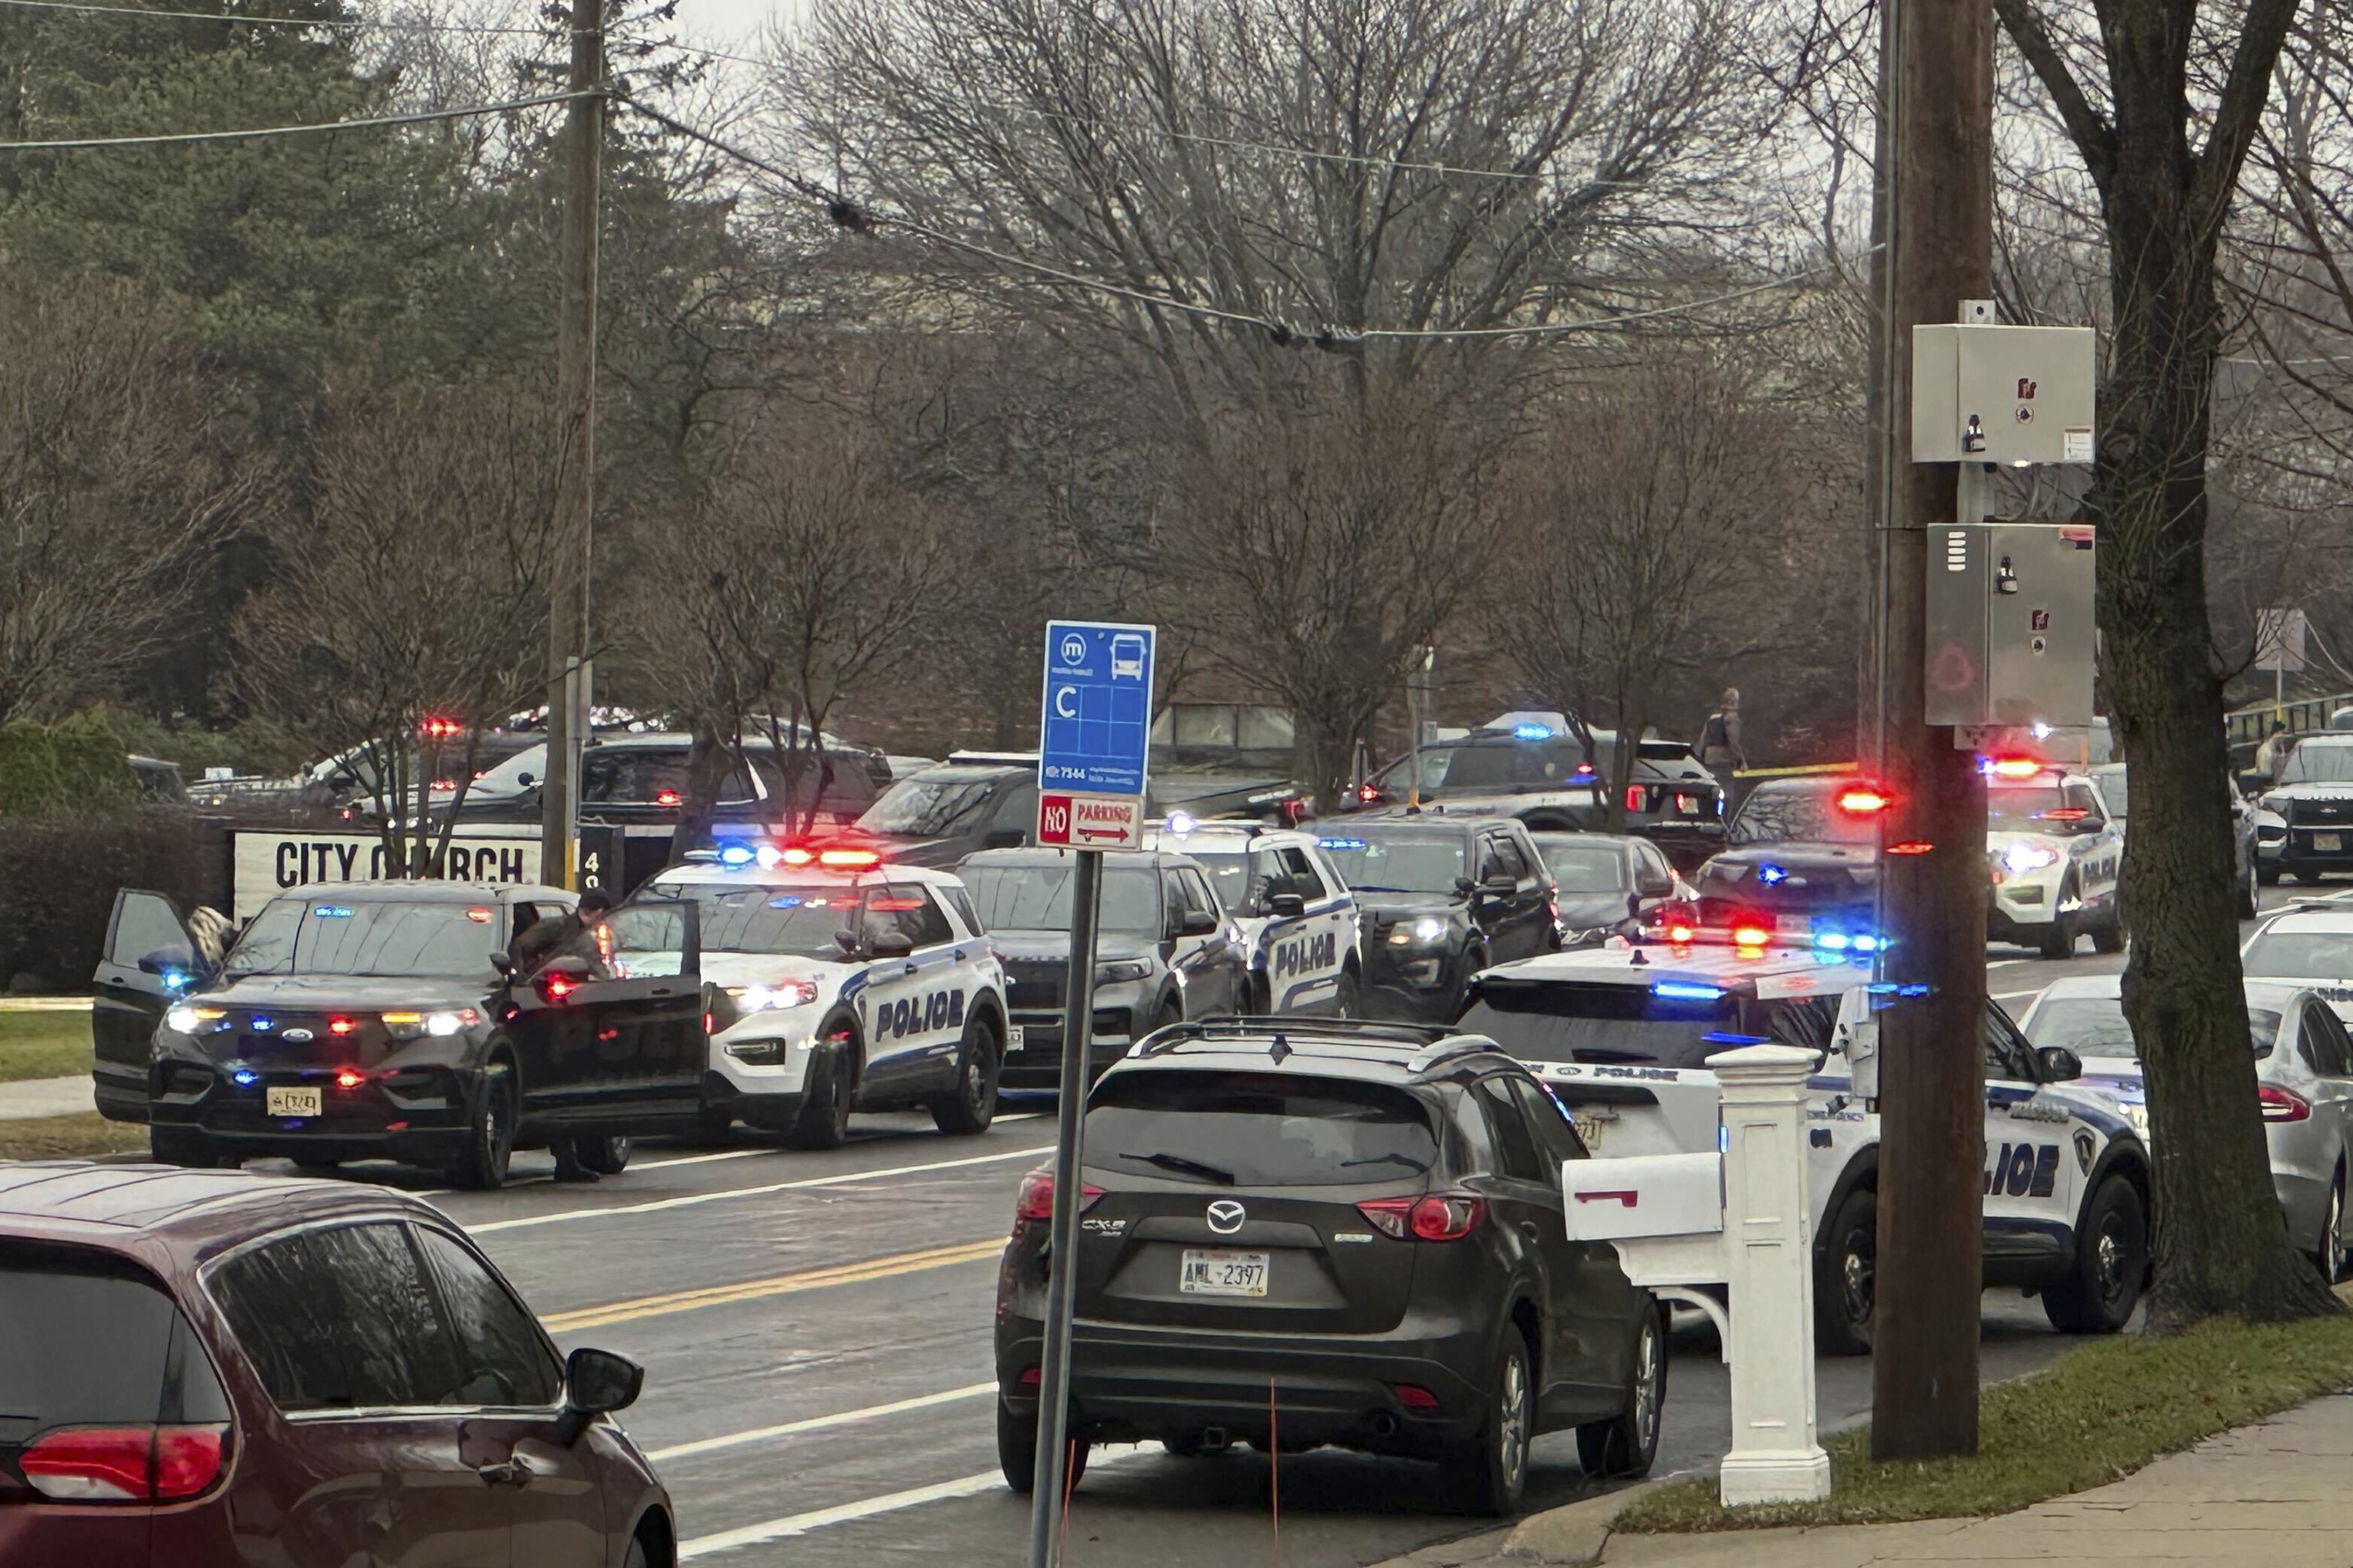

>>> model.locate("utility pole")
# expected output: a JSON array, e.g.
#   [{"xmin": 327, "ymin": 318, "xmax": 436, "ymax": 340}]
[
  {"xmin": 540, "ymin": 0, "xmax": 604, "ymax": 888},
  {"xmin": 1869, "ymin": 0, "xmax": 1993, "ymax": 1461}
]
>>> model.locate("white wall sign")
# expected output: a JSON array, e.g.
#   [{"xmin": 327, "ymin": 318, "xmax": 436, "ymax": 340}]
[{"xmin": 231, "ymin": 829, "xmax": 543, "ymax": 919}]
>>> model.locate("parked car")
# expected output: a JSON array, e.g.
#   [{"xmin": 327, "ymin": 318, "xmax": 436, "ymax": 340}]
[
  {"xmin": 2020, "ymin": 974, "xmax": 2353, "ymax": 1278},
  {"xmin": 991, "ymin": 1017, "xmax": 1666, "ymax": 1515},
  {"xmin": 1318, "ymin": 814, "xmax": 1559, "ymax": 1021},
  {"xmin": 2090, "ymin": 762, "xmax": 2259, "ymax": 918},
  {"xmin": 0, "ymin": 1161, "xmax": 670, "ymax": 1567},
  {"xmin": 1526, "ymin": 831, "xmax": 1697, "ymax": 947}
]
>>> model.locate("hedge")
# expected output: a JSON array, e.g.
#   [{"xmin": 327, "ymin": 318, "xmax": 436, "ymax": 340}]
[{"xmin": 0, "ymin": 809, "xmax": 229, "ymax": 992}]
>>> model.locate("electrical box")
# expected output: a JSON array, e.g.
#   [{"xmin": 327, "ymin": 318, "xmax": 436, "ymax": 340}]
[
  {"xmin": 1912, "ymin": 324, "xmax": 2097, "ymax": 464},
  {"xmin": 1925, "ymin": 522, "xmax": 2096, "ymax": 728}
]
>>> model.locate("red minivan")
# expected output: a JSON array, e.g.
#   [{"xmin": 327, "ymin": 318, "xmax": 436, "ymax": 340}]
[{"xmin": 0, "ymin": 1162, "xmax": 674, "ymax": 1567}]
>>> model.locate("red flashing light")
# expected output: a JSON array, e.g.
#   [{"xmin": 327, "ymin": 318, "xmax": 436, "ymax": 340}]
[
  {"xmin": 867, "ymin": 897, "xmax": 923, "ymax": 912},
  {"xmin": 779, "ymin": 846, "xmax": 816, "ymax": 867},
  {"xmin": 542, "ymin": 973, "xmax": 577, "ymax": 1002},
  {"xmin": 1989, "ymin": 757, "xmax": 2045, "ymax": 780},
  {"xmin": 2039, "ymin": 807, "xmax": 2091, "ymax": 822},
  {"xmin": 1356, "ymin": 1193, "xmax": 1487, "ymax": 1242},
  {"xmin": 1014, "ymin": 1167, "xmax": 1105, "ymax": 1225},
  {"xmin": 1838, "ymin": 787, "xmax": 1893, "ymax": 815},
  {"xmin": 1667, "ymin": 921, "xmax": 1697, "ymax": 943},
  {"xmin": 1575, "ymin": 762, "xmax": 1596, "ymax": 777},
  {"xmin": 431, "ymin": 779, "xmax": 458, "ymax": 792},
  {"xmin": 327, "ymin": 1016, "xmax": 358, "ymax": 1037},
  {"xmin": 819, "ymin": 847, "xmax": 881, "ymax": 869},
  {"xmin": 334, "ymin": 1067, "xmax": 365, "ymax": 1090},
  {"xmin": 1732, "ymin": 923, "xmax": 1771, "ymax": 948},
  {"xmin": 419, "ymin": 717, "xmax": 462, "ymax": 741},
  {"xmin": 655, "ymin": 789, "xmax": 682, "ymax": 808},
  {"xmin": 1887, "ymin": 841, "xmax": 1935, "ymax": 856},
  {"xmin": 20, "ymin": 1424, "xmax": 227, "ymax": 1503},
  {"xmin": 1625, "ymin": 785, "xmax": 1647, "ymax": 814},
  {"xmin": 2260, "ymin": 1085, "xmax": 2312, "ymax": 1123},
  {"xmin": 1357, "ymin": 783, "xmax": 1381, "ymax": 803},
  {"xmin": 466, "ymin": 906, "xmax": 493, "ymax": 923}
]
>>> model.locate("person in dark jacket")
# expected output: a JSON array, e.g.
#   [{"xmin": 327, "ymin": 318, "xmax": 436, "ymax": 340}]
[
  {"xmin": 511, "ymin": 890, "xmax": 612, "ymax": 976},
  {"xmin": 1698, "ymin": 688, "xmax": 1747, "ymax": 774}
]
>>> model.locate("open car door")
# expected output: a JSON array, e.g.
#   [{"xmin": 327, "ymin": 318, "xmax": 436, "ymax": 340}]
[
  {"xmin": 90, "ymin": 889, "xmax": 199, "ymax": 1124},
  {"xmin": 580, "ymin": 899, "xmax": 705, "ymax": 1119}
]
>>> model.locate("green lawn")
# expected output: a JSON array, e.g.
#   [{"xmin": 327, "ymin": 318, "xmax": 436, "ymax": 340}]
[
  {"xmin": 1616, "ymin": 1305, "xmax": 2353, "ymax": 1532},
  {"xmin": 0, "ymin": 1112, "xmax": 145, "ymax": 1161},
  {"xmin": 0, "ymin": 1008, "xmax": 93, "ymax": 1083}
]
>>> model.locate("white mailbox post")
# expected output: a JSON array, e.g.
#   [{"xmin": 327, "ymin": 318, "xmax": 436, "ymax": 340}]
[{"xmin": 1563, "ymin": 1042, "xmax": 1830, "ymax": 1507}]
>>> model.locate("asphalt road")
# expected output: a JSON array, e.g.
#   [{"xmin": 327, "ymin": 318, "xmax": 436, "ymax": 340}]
[{"xmin": 277, "ymin": 885, "xmax": 2331, "ymax": 1568}]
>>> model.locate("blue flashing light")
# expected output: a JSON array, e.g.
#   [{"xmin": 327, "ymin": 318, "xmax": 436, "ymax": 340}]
[
  {"xmin": 1166, "ymin": 810, "xmax": 1198, "ymax": 836},
  {"xmin": 718, "ymin": 843, "xmax": 757, "ymax": 868},
  {"xmin": 1512, "ymin": 722, "xmax": 1555, "ymax": 741},
  {"xmin": 249, "ymin": 1016, "xmax": 273, "ymax": 1032},
  {"xmin": 1718, "ymin": 1123, "xmax": 1731, "ymax": 1153},
  {"xmin": 1852, "ymin": 933, "xmax": 1882, "ymax": 954},
  {"xmin": 1318, "ymin": 837, "xmax": 1367, "ymax": 850},
  {"xmin": 1815, "ymin": 930, "xmax": 1850, "ymax": 952},
  {"xmin": 162, "ymin": 969, "xmax": 189, "ymax": 991},
  {"xmin": 1651, "ymin": 981, "xmax": 1726, "ymax": 1002},
  {"xmin": 231, "ymin": 1069, "xmax": 259, "ymax": 1087},
  {"xmin": 1701, "ymin": 1031, "xmax": 1773, "ymax": 1045},
  {"xmin": 768, "ymin": 895, "xmax": 805, "ymax": 910},
  {"xmin": 313, "ymin": 905, "xmax": 353, "ymax": 919},
  {"xmin": 1757, "ymin": 864, "xmax": 1789, "ymax": 887},
  {"xmin": 1898, "ymin": 982, "xmax": 1933, "ymax": 997}
]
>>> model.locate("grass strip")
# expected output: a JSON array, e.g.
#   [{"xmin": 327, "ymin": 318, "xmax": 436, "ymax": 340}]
[
  {"xmin": 0, "ymin": 1009, "xmax": 94, "ymax": 1083},
  {"xmin": 1617, "ymin": 1308, "xmax": 2353, "ymax": 1532},
  {"xmin": 0, "ymin": 1112, "xmax": 147, "ymax": 1161}
]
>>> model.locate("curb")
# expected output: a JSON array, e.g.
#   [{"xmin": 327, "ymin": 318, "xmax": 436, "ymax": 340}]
[{"xmin": 1501, "ymin": 1480, "xmax": 1658, "ymax": 1565}]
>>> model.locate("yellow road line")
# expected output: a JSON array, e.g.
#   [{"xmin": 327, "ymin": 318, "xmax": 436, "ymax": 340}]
[{"xmin": 542, "ymin": 1238, "xmax": 1004, "ymax": 1332}]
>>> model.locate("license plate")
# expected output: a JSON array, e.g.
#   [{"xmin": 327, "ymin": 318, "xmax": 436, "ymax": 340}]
[
  {"xmin": 2319, "ymin": 834, "xmax": 2342, "ymax": 852},
  {"xmin": 1180, "ymin": 1248, "xmax": 1269, "ymax": 1297},
  {"xmin": 266, "ymin": 1087, "xmax": 322, "ymax": 1117},
  {"xmin": 1573, "ymin": 1114, "xmax": 1610, "ymax": 1151},
  {"xmin": 1006, "ymin": 1026, "xmax": 1026, "ymax": 1054}
]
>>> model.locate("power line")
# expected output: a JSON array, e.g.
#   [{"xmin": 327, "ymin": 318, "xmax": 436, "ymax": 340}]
[
  {"xmin": 624, "ymin": 95, "xmax": 1851, "ymax": 347},
  {"xmin": 0, "ymin": 87, "xmax": 591, "ymax": 150}
]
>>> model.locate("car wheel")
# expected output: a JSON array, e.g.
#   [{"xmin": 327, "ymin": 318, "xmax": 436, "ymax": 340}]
[
  {"xmin": 996, "ymin": 1397, "xmax": 1086, "ymax": 1495},
  {"xmin": 2317, "ymin": 1165, "xmax": 2348, "ymax": 1284},
  {"xmin": 2038, "ymin": 908, "xmax": 2077, "ymax": 961},
  {"xmin": 1814, "ymin": 1185, "xmax": 1876, "ymax": 1356},
  {"xmin": 2259, "ymin": 860, "xmax": 2283, "ymax": 887},
  {"xmin": 2091, "ymin": 896, "xmax": 2126, "ymax": 955},
  {"xmin": 149, "ymin": 1127, "xmax": 220, "ymax": 1168},
  {"xmin": 786, "ymin": 1027, "xmax": 856, "ymax": 1150},
  {"xmin": 931, "ymin": 1012, "xmax": 1001, "ymax": 1136},
  {"xmin": 450, "ymin": 1059, "xmax": 516, "ymax": 1191},
  {"xmin": 2239, "ymin": 859, "xmax": 2261, "ymax": 919},
  {"xmin": 1449, "ymin": 1327, "xmax": 1533, "ymax": 1516},
  {"xmin": 1577, "ymin": 1301, "xmax": 1666, "ymax": 1479},
  {"xmin": 2043, "ymin": 1175, "xmax": 2147, "ymax": 1334},
  {"xmin": 1332, "ymin": 967, "xmax": 1360, "ymax": 1019},
  {"xmin": 623, "ymin": 1535, "xmax": 649, "ymax": 1568},
  {"xmin": 573, "ymin": 1133, "xmax": 632, "ymax": 1176}
]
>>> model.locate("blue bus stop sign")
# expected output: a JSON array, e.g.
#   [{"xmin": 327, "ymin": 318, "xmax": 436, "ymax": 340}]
[{"xmin": 1036, "ymin": 621, "xmax": 1155, "ymax": 847}]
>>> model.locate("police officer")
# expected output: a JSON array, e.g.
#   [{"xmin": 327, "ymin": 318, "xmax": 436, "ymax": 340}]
[
  {"xmin": 512, "ymin": 890, "xmax": 612, "ymax": 975},
  {"xmin": 1699, "ymin": 688, "xmax": 1747, "ymax": 776}
]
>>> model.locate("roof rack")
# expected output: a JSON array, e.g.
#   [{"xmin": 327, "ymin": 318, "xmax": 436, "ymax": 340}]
[{"xmin": 1132, "ymin": 1016, "xmax": 1453, "ymax": 1058}]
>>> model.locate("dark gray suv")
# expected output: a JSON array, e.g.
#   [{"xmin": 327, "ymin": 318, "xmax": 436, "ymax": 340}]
[{"xmin": 991, "ymin": 1019, "xmax": 1665, "ymax": 1515}]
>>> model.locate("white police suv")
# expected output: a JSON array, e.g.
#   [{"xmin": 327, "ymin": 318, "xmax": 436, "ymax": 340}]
[
  {"xmin": 1459, "ymin": 939, "xmax": 2151, "ymax": 1354},
  {"xmin": 1139, "ymin": 815, "xmax": 1362, "ymax": 1015},
  {"xmin": 1986, "ymin": 760, "xmax": 2124, "ymax": 959},
  {"xmin": 2242, "ymin": 903, "xmax": 2353, "ymax": 1021},
  {"xmin": 633, "ymin": 842, "xmax": 1010, "ymax": 1149}
]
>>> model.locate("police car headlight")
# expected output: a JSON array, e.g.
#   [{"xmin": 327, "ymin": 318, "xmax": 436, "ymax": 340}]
[
  {"xmin": 2002, "ymin": 843, "xmax": 2060, "ymax": 876},
  {"xmin": 165, "ymin": 1005, "xmax": 224, "ymax": 1035},
  {"xmin": 1389, "ymin": 917, "xmax": 1451, "ymax": 946},
  {"xmin": 1095, "ymin": 960, "xmax": 1153, "ymax": 985},
  {"xmin": 382, "ymin": 1008, "xmax": 479, "ymax": 1039},
  {"xmin": 729, "ymin": 981, "xmax": 820, "ymax": 1012}
]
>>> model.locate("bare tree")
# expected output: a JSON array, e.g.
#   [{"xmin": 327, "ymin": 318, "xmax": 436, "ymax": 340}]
[
  {"xmin": 232, "ymin": 376, "xmax": 562, "ymax": 876},
  {"xmin": 1493, "ymin": 354, "xmax": 1780, "ymax": 823},
  {"xmin": 0, "ymin": 274, "xmax": 253, "ymax": 726}
]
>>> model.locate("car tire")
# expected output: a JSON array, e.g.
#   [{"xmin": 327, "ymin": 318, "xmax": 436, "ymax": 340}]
[
  {"xmin": 2239, "ymin": 859, "xmax": 2261, "ymax": 919},
  {"xmin": 149, "ymin": 1127, "xmax": 220, "ymax": 1168},
  {"xmin": 1577, "ymin": 1301, "xmax": 1666, "ymax": 1479},
  {"xmin": 573, "ymin": 1133, "xmax": 632, "ymax": 1176},
  {"xmin": 931, "ymin": 1012, "xmax": 1001, "ymax": 1136},
  {"xmin": 2317, "ymin": 1165, "xmax": 2348, "ymax": 1284},
  {"xmin": 1333, "ymin": 967, "xmax": 1360, "ymax": 1019},
  {"xmin": 1448, "ymin": 1326, "xmax": 1534, "ymax": 1517},
  {"xmin": 2091, "ymin": 898, "xmax": 2126, "ymax": 955},
  {"xmin": 2038, "ymin": 911, "xmax": 2076, "ymax": 961},
  {"xmin": 786, "ymin": 1027, "xmax": 856, "ymax": 1150},
  {"xmin": 623, "ymin": 1536, "xmax": 649, "ymax": 1568},
  {"xmin": 2042, "ymin": 1174, "xmax": 2147, "ymax": 1334},
  {"xmin": 996, "ymin": 1397, "xmax": 1087, "ymax": 1495},
  {"xmin": 1814, "ymin": 1185, "xmax": 1877, "ymax": 1356},
  {"xmin": 449, "ymin": 1059, "xmax": 517, "ymax": 1191}
]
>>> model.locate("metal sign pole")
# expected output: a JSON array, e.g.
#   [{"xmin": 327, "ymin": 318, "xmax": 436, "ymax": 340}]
[{"xmin": 1027, "ymin": 847, "xmax": 1105, "ymax": 1568}]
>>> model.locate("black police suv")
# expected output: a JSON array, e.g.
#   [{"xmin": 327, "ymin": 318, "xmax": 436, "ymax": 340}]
[
  {"xmin": 992, "ymin": 1018, "xmax": 1666, "ymax": 1515},
  {"xmin": 956, "ymin": 848, "xmax": 1248, "ymax": 1089},
  {"xmin": 1689, "ymin": 776, "xmax": 1882, "ymax": 947},
  {"xmin": 2257, "ymin": 733, "xmax": 2353, "ymax": 883},
  {"xmin": 93, "ymin": 881, "xmax": 711, "ymax": 1187},
  {"xmin": 1319, "ymin": 815, "xmax": 1558, "ymax": 1022}
]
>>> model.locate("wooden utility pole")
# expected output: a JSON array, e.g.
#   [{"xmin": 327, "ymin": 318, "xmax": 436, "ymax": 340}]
[
  {"xmin": 1869, "ymin": 0, "xmax": 1993, "ymax": 1461},
  {"xmin": 541, "ymin": 0, "xmax": 604, "ymax": 887}
]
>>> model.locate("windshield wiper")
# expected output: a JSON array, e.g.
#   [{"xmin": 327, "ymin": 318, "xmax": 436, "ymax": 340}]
[
  {"xmin": 1340, "ymin": 1152, "xmax": 1431, "ymax": 1172},
  {"xmin": 1118, "ymin": 1150, "xmax": 1236, "ymax": 1185}
]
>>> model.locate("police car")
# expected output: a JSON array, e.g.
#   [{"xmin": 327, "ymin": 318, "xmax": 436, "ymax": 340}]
[
  {"xmin": 2242, "ymin": 904, "xmax": 2353, "ymax": 1020},
  {"xmin": 1139, "ymin": 815, "xmax": 1362, "ymax": 1014},
  {"xmin": 2255, "ymin": 733, "xmax": 2353, "ymax": 883},
  {"xmin": 1986, "ymin": 760, "xmax": 2124, "ymax": 958},
  {"xmin": 1459, "ymin": 939, "xmax": 2152, "ymax": 1354},
  {"xmin": 631, "ymin": 842, "xmax": 1011, "ymax": 1149}
]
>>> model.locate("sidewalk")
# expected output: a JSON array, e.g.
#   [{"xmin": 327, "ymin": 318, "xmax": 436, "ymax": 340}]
[
  {"xmin": 0, "ymin": 1076, "xmax": 95, "ymax": 1120},
  {"xmin": 1383, "ymin": 1392, "xmax": 2353, "ymax": 1566}
]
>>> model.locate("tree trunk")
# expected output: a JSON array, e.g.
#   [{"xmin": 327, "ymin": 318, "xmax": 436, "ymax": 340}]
[
  {"xmin": 671, "ymin": 723, "xmax": 732, "ymax": 866},
  {"xmin": 2097, "ymin": 174, "xmax": 2338, "ymax": 1328}
]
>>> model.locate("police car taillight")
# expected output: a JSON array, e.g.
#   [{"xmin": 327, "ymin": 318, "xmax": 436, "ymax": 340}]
[{"xmin": 20, "ymin": 1423, "xmax": 229, "ymax": 1503}]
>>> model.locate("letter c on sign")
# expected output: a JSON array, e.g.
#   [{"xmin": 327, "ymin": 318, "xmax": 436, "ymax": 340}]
[{"xmin": 1054, "ymin": 685, "xmax": 1079, "ymax": 719}]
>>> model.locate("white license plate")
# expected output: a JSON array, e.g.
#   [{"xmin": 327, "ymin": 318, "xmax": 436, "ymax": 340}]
[
  {"xmin": 1006, "ymin": 1026, "xmax": 1026, "ymax": 1054},
  {"xmin": 1573, "ymin": 1114, "xmax": 1610, "ymax": 1151},
  {"xmin": 1180, "ymin": 1248, "xmax": 1270, "ymax": 1297},
  {"xmin": 266, "ymin": 1087, "xmax": 322, "ymax": 1117},
  {"xmin": 2319, "ymin": 834, "xmax": 2343, "ymax": 852}
]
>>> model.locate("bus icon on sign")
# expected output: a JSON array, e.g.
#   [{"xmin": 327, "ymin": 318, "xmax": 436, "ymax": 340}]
[{"xmin": 1111, "ymin": 634, "xmax": 1147, "ymax": 680}]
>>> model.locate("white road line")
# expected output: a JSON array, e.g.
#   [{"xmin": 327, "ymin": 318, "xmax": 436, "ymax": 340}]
[
  {"xmin": 1992, "ymin": 988, "xmax": 2043, "ymax": 1001},
  {"xmin": 677, "ymin": 1449, "xmax": 1149, "ymax": 1559},
  {"xmin": 648, "ymin": 1383, "xmax": 994, "ymax": 1463},
  {"xmin": 464, "ymin": 1144, "xmax": 1054, "ymax": 1234},
  {"xmin": 1986, "ymin": 959, "xmax": 2024, "ymax": 969}
]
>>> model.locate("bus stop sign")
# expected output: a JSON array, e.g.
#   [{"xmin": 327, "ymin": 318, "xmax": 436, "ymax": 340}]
[{"xmin": 1037, "ymin": 620, "xmax": 1154, "ymax": 849}]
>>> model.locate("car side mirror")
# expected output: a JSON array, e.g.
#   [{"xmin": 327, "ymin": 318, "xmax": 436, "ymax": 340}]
[
  {"xmin": 136, "ymin": 946, "xmax": 196, "ymax": 980},
  {"xmin": 1268, "ymin": 892, "xmax": 1307, "ymax": 919},
  {"xmin": 2037, "ymin": 1045, "xmax": 2083, "ymax": 1082},
  {"xmin": 555, "ymin": 1346, "xmax": 644, "ymax": 1444},
  {"xmin": 1480, "ymin": 872, "xmax": 1517, "ymax": 897},
  {"xmin": 1177, "ymin": 909, "xmax": 1220, "ymax": 938},
  {"xmin": 489, "ymin": 950, "xmax": 515, "ymax": 978},
  {"xmin": 516, "ymin": 771, "xmax": 537, "ymax": 789}
]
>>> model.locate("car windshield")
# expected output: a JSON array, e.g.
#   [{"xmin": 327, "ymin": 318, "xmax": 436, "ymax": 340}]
[
  {"xmin": 2282, "ymin": 743, "xmax": 2353, "ymax": 784},
  {"xmin": 1180, "ymin": 850, "xmax": 1253, "ymax": 912},
  {"xmin": 2092, "ymin": 770, "xmax": 2128, "ymax": 819},
  {"xmin": 225, "ymin": 898, "xmax": 502, "ymax": 979},
  {"xmin": 466, "ymin": 744, "xmax": 546, "ymax": 798},
  {"xmin": 1462, "ymin": 984, "xmax": 1788, "ymax": 1069},
  {"xmin": 1536, "ymin": 841, "xmax": 1627, "ymax": 894},
  {"xmin": 1987, "ymin": 785, "xmax": 2084, "ymax": 825},
  {"xmin": 2026, "ymin": 996, "xmax": 2280, "ymax": 1059},
  {"xmin": 642, "ymin": 880, "xmax": 872, "ymax": 959},
  {"xmin": 1727, "ymin": 781, "xmax": 1873, "ymax": 846},
  {"xmin": 1317, "ymin": 832, "xmax": 1467, "ymax": 894},
  {"xmin": 858, "ymin": 777, "xmax": 1000, "ymax": 836},
  {"xmin": 2244, "ymin": 930, "xmax": 2353, "ymax": 982},
  {"xmin": 961, "ymin": 864, "xmax": 1162, "ymax": 934},
  {"xmin": 1085, "ymin": 1069, "xmax": 1437, "ymax": 1186}
]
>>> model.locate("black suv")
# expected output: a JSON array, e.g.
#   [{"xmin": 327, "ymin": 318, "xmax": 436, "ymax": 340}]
[
  {"xmin": 993, "ymin": 1019, "xmax": 1664, "ymax": 1514},
  {"xmin": 1689, "ymin": 776, "xmax": 1881, "ymax": 946},
  {"xmin": 1319, "ymin": 815, "xmax": 1559, "ymax": 1021}
]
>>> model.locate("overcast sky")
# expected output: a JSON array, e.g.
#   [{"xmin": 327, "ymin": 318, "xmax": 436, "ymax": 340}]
[{"xmin": 670, "ymin": 0, "xmax": 802, "ymax": 53}]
